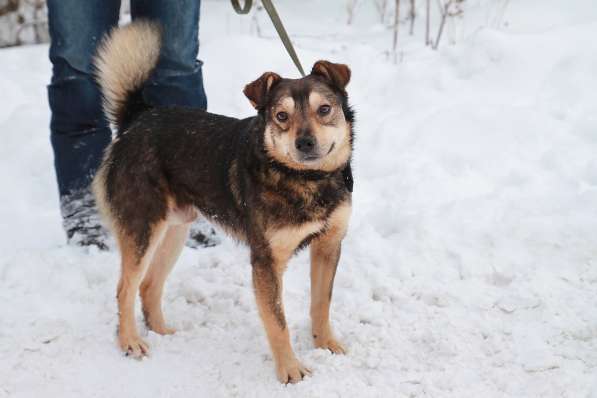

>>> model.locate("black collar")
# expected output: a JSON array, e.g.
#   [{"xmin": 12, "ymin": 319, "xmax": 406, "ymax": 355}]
[{"xmin": 267, "ymin": 158, "xmax": 333, "ymax": 180}]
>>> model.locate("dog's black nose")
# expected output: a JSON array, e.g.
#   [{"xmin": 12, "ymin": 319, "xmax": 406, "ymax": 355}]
[{"xmin": 295, "ymin": 135, "xmax": 316, "ymax": 154}]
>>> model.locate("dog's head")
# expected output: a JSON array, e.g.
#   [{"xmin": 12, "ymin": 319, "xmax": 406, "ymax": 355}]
[{"xmin": 244, "ymin": 60, "xmax": 354, "ymax": 172}]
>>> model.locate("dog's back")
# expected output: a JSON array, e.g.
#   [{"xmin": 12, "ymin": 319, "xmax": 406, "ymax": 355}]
[
  {"xmin": 102, "ymin": 107, "xmax": 255, "ymax": 248},
  {"xmin": 93, "ymin": 21, "xmax": 253, "ymax": 249}
]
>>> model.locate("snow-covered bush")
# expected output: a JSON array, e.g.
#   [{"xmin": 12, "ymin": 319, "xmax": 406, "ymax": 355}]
[{"xmin": 0, "ymin": 0, "xmax": 48, "ymax": 48}]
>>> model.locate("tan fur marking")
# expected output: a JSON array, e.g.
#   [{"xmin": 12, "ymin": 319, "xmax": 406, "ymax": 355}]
[
  {"xmin": 91, "ymin": 151, "xmax": 114, "ymax": 232},
  {"xmin": 319, "ymin": 129, "xmax": 352, "ymax": 172},
  {"xmin": 95, "ymin": 21, "xmax": 161, "ymax": 127},
  {"xmin": 168, "ymin": 205, "xmax": 198, "ymax": 225},
  {"xmin": 311, "ymin": 60, "xmax": 351, "ymax": 90},
  {"xmin": 264, "ymin": 124, "xmax": 292, "ymax": 168},
  {"xmin": 277, "ymin": 96, "xmax": 295, "ymax": 112},
  {"xmin": 308, "ymin": 91, "xmax": 329, "ymax": 110},
  {"xmin": 140, "ymin": 223, "xmax": 190, "ymax": 335},
  {"xmin": 310, "ymin": 201, "xmax": 351, "ymax": 354},
  {"xmin": 264, "ymin": 95, "xmax": 296, "ymax": 166},
  {"xmin": 325, "ymin": 200, "xmax": 352, "ymax": 238},
  {"xmin": 308, "ymin": 92, "xmax": 351, "ymax": 172},
  {"xmin": 244, "ymin": 72, "xmax": 281, "ymax": 109},
  {"xmin": 264, "ymin": 74, "xmax": 278, "ymax": 94},
  {"xmin": 163, "ymin": 194, "xmax": 199, "ymax": 226},
  {"xmin": 253, "ymin": 266, "xmax": 311, "ymax": 383},
  {"xmin": 251, "ymin": 219, "xmax": 327, "ymax": 382},
  {"xmin": 266, "ymin": 221, "xmax": 325, "ymax": 266},
  {"xmin": 263, "ymin": 90, "xmax": 351, "ymax": 173},
  {"xmin": 116, "ymin": 220, "xmax": 169, "ymax": 358}
]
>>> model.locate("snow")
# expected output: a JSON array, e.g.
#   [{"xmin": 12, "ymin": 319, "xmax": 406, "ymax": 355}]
[{"xmin": 1, "ymin": 0, "xmax": 597, "ymax": 396}]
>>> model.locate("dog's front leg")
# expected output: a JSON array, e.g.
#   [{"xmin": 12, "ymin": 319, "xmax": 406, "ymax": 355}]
[
  {"xmin": 310, "ymin": 201, "xmax": 351, "ymax": 354},
  {"xmin": 251, "ymin": 250, "xmax": 310, "ymax": 384}
]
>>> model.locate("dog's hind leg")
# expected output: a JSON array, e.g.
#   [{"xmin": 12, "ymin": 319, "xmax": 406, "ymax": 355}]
[
  {"xmin": 116, "ymin": 220, "xmax": 168, "ymax": 358},
  {"xmin": 310, "ymin": 201, "xmax": 351, "ymax": 354},
  {"xmin": 140, "ymin": 222, "xmax": 191, "ymax": 335}
]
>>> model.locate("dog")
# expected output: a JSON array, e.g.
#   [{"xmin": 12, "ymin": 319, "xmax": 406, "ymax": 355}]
[{"xmin": 92, "ymin": 21, "xmax": 354, "ymax": 384}]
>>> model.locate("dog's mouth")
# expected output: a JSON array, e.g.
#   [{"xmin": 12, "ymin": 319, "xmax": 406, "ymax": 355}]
[
  {"xmin": 296, "ymin": 142, "xmax": 335, "ymax": 164},
  {"xmin": 327, "ymin": 142, "xmax": 336, "ymax": 155},
  {"xmin": 300, "ymin": 154, "xmax": 321, "ymax": 162}
]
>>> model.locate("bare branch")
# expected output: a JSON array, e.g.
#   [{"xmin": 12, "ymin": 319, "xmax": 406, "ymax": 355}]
[
  {"xmin": 0, "ymin": 0, "xmax": 19, "ymax": 16},
  {"xmin": 425, "ymin": 0, "xmax": 430, "ymax": 45},
  {"xmin": 250, "ymin": 4, "xmax": 263, "ymax": 37},
  {"xmin": 408, "ymin": 0, "xmax": 416, "ymax": 35},
  {"xmin": 490, "ymin": 0, "xmax": 510, "ymax": 28},
  {"xmin": 392, "ymin": 0, "xmax": 400, "ymax": 63},
  {"xmin": 374, "ymin": 0, "xmax": 388, "ymax": 24},
  {"xmin": 432, "ymin": 0, "xmax": 452, "ymax": 50},
  {"xmin": 346, "ymin": 0, "xmax": 359, "ymax": 25}
]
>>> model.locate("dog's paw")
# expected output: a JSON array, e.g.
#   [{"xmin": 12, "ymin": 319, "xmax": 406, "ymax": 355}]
[
  {"xmin": 151, "ymin": 325, "xmax": 176, "ymax": 335},
  {"xmin": 146, "ymin": 320, "xmax": 176, "ymax": 336},
  {"xmin": 276, "ymin": 358, "xmax": 311, "ymax": 384},
  {"xmin": 119, "ymin": 334, "xmax": 150, "ymax": 359},
  {"xmin": 314, "ymin": 336, "xmax": 347, "ymax": 355}
]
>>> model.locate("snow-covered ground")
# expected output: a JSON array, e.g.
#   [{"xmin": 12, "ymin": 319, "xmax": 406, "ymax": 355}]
[{"xmin": 1, "ymin": 0, "xmax": 597, "ymax": 396}]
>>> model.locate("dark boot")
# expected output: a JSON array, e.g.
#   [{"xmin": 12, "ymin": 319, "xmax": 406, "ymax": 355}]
[
  {"xmin": 186, "ymin": 219, "xmax": 219, "ymax": 249},
  {"xmin": 61, "ymin": 189, "xmax": 109, "ymax": 250}
]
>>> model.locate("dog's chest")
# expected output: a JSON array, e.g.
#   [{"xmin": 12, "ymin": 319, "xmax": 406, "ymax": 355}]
[
  {"xmin": 259, "ymin": 175, "xmax": 346, "ymax": 225},
  {"xmin": 266, "ymin": 219, "xmax": 325, "ymax": 260}
]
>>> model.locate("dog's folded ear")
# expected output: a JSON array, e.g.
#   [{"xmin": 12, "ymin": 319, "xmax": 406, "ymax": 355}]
[
  {"xmin": 311, "ymin": 60, "xmax": 351, "ymax": 92},
  {"xmin": 243, "ymin": 72, "xmax": 282, "ymax": 110}
]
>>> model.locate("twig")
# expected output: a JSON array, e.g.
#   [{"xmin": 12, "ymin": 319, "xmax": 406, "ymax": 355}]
[
  {"xmin": 408, "ymin": 0, "xmax": 416, "ymax": 35},
  {"xmin": 0, "ymin": 0, "xmax": 18, "ymax": 17},
  {"xmin": 250, "ymin": 4, "xmax": 263, "ymax": 37},
  {"xmin": 492, "ymin": 0, "xmax": 510, "ymax": 28},
  {"xmin": 432, "ymin": 0, "xmax": 452, "ymax": 50},
  {"xmin": 346, "ymin": 0, "xmax": 359, "ymax": 25},
  {"xmin": 392, "ymin": 0, "xmax": 400, "ymax": 63},
  {"xmin": 425, "ymin": 0, "xmax": 430, "ymax": 45},
  {"xmin": 374, "ymin": 0, "xmax": 388, "ymax": 24}
]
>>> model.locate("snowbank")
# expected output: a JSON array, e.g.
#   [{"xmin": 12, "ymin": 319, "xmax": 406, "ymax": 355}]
[{"xmin": 1, "ymin": 1, "xmax": 596, "ymax": 396}]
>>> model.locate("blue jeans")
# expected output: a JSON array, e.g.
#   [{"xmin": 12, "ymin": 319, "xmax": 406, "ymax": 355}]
[{"xmin": 47, "ymin": 0, "xmax": 207, "ymax": 199}]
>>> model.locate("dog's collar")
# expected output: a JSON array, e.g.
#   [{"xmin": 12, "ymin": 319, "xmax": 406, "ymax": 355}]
[
  {"xmin": 267, "ymin": 157, "xmax": 353, "ymax": 185},
  {"xmin": 268, "ymin": 158, "xmax": 330, "ymax": 180}
]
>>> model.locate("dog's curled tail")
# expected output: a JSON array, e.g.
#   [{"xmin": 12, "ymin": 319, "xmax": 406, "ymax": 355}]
[{"xmin": 94, "ymin": 21, "xmax": 161, "ymax": 131}]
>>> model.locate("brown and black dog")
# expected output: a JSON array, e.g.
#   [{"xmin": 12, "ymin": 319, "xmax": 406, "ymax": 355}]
[{"xmin": 92, "ymin": 21, "xmax": 354, "ymax": 384}]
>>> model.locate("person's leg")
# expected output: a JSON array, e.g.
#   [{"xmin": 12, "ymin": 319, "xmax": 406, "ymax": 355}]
[
  {"xmin": 47, "ymin": 0, "xmax": 121, "ymax": 247},
  {"xmin": 131, "ymin": 0, "xmax": 207, "ymax": 109},
  {"xmin": 131, "ymin": 0, "xmax": 214, "ymax": 247}
]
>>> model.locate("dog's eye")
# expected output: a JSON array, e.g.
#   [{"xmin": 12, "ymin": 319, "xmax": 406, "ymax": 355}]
[
  {"xmin": 276, "ymin": 112, "xmax": 288, "ymax": 122},
  {"xmin": 318, "ymin": 105, "xmax": 331, "ymax": 116}
]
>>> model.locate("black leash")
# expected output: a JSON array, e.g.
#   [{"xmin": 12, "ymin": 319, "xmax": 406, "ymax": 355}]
[{"xmin": 231, "ymin": 0, "xmax": 306, "ymax": 77}]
